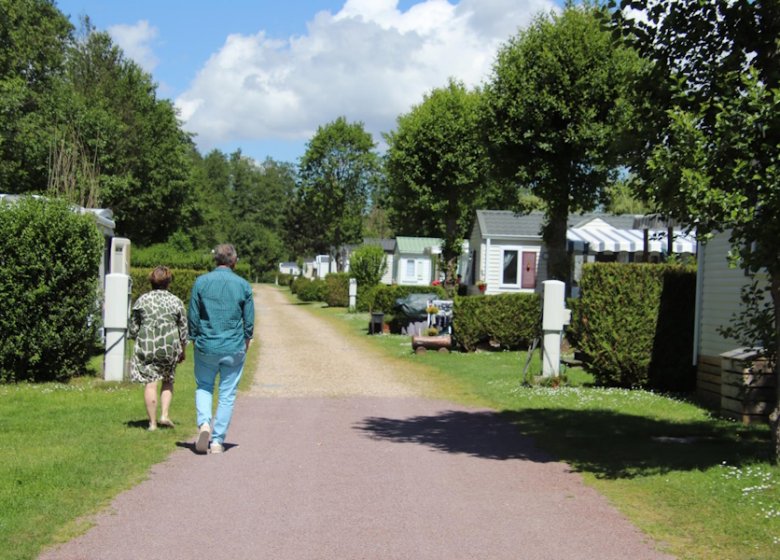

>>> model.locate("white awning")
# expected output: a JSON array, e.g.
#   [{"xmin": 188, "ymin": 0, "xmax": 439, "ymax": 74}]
[{"xmin": 567, "ymin": 223, "xmax": 696, "ymax": 254}]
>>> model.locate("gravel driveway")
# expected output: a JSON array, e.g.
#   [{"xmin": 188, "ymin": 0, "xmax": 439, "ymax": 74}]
[{"xmin": 39, "ymin": 284, "xmax": 674, "ymax": 560}]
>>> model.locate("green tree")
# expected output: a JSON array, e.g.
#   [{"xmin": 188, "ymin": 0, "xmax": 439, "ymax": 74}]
[
  {"xmin": 482, "ymin": 3, "xmax": 643, "ymax": 282},
  {"xmin": 0, "ymin": 0, "xmax": 73, "ymax": 193},
  {"xmin": 612, "ymin": 0, "xmax": 780, "ymax": 458},
  {"xmin": 349, "ymin": 244, "xmax": 386, "ymax": 289},
  {"xmin": 227, "ymin": 151, "xmax": 295, "ymax": 276},
  {"xmin": 63, "ymin": 23, "xmax": 192, "ymax": 245},
  {"xmin": 291, "ymin": 117, "xmax": 380, "ymax": 268},
  {"xmin": 384, "ymin": 79, "xmax": 512, "ymax": 281}
]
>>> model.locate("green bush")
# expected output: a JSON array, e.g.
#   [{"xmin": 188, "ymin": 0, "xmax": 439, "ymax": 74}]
[
  {"xmin": 293, "ymin": 277, "xmax": 327, "ymax": 302},
  {"xmin": 132, "ymin": 244, "xmax": 252, "ymax": 281},
  {"xmin": 0, "ymin": 197, "xmax": 103, "ymax": 382},
  {"xmin": 574, "ymin": 263, "xmax": 696, "ymax": 390},
  {"xmin": 349, "ymin": 245, "xmax": 386, "ymax": 288},
  {"xmin": 132, "ymin": 243, "xmax": 212, "ymax": 270},
  {"xmin": 453, "ymin": 293, "xmax": 541, "ymax": 351},
  {"xmin": 130, "ymin": 267, "xmax": 201, "ymax": 306},
  {"xmin": 369, "ymin": 284, "xmax": 448, "ymax": 313},
  {"xmin": 325, "ymin": 272, "xmax": 350, "ymax": 307}
]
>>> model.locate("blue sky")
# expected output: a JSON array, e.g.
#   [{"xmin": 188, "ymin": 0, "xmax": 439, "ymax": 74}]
[{"xmin": 56, "ymin": 0, "xmax": 560, "ymax": 164}]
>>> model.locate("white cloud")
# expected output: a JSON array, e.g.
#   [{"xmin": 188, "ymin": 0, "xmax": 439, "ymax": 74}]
[
  {"xmin": 108, "ymin": 20, "xmax": 159, "ymax": 72},
  {"xmin": 175, "ymin": 0, "xmax": 558, "ymax": 155}
]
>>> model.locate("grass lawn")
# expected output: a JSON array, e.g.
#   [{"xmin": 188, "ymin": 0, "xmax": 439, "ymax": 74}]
[
  {"xmin": 308, "ymin": 300, "xmax": 780, "ymax": 560},
  {"xmin": 0, "ymin": 341, "xmax": 258, "ymax": 560}
]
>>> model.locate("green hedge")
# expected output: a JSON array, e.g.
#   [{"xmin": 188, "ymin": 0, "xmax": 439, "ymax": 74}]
[
  {"xmin": 130, "ymin": 267, "xmax": 201, "ymax": 306},
  {"xmin": 132, "ymin": 244, "xmax": 252, "ymax": 281},
  {"xmin": 573, "ymin": 263, "xmax": 696, "ymax": 390},
  {"xmin": 453, "ymin": 293, "xmax": 541, "ymax": 351},
  {"xmin": 0, "ymin": 197, "xmax": 103, "ymax": 382},
  {"xmin": 292, "ymin": 276, "xmax": 327, "ymax": 302},
  {"xmin": 325, "ymin": 272, "xmax": 350, "ymax": 307}
]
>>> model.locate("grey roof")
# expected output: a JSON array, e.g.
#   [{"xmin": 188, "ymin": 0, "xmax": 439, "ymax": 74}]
[
  {"xmin": 363, "ymin": 238, "xmax": 396, "ymax": 252},
  {"xmin": 476, "ymin": 210, "xmax": 546, "ymax": 238},
  {"xmin": 475, "ymin": 210, "xmax": 645, "ymax": 238}
]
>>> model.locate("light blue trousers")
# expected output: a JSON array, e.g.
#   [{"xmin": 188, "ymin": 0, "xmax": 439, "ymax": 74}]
[{"xmin": 194, "ymin": 348, "xmax": 246, "ymax": 445}]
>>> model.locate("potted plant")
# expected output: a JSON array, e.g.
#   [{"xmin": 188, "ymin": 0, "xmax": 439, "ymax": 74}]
[{"xmin": 477, "ymin": 280, "xmax": 487, "ymax": 293}]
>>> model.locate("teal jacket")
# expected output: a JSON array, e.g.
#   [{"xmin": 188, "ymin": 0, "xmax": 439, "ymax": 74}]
[{"xmin": 188, "ymin": 267, "xmax": 254, "ymax": 355}]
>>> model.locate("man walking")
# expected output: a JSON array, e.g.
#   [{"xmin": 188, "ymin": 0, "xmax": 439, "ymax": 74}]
[{"xmin": 188, "ymin": 244, "xmax": 255, "ymax": 454}]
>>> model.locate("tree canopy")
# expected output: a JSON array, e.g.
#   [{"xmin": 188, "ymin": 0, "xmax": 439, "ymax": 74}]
[
  {"xmin": 482, "ymin": 3, "xmax": 643, "ymax": 282},
  {"xmin": 612, "ymin": 0, "xmax": 780, "ymax": 457},
  {"xmin": 290, "ymin": 117, "xmax": 380, "ymax": 267},
  {"xmin": 384, "ymin": 79, "xmax": 513, "ymax": 274}
]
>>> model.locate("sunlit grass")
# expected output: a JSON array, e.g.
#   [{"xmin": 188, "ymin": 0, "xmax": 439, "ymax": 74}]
[{"xmin": 0, "ymin": 338, "xmax": 259, "ymax": 560}]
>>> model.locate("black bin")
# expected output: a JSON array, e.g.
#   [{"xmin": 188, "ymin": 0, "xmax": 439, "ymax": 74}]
[{"xmin": 369, "ymin": 312, "xmax": 384, "ymax": 335}]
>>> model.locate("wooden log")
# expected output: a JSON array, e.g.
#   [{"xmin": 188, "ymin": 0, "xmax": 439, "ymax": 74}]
[{"xmin": 411, "ymin": 334, "xmax": 452, "ymax": 352}]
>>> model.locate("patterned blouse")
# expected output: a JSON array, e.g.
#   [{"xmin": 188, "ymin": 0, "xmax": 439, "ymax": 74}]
[{"xmin": 128, "ymin": 289, "xmax": 188, "ymax": 383}]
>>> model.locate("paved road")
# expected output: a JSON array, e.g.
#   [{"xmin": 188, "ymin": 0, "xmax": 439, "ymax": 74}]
[{"xmin": 40, "ymin": 285, "xmax": 673, "ymax": 560}]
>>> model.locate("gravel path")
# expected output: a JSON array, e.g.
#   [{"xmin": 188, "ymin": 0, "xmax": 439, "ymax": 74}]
[{"xmin": 39, "ymin": 284, "xmax": 674, "ymax": 560}]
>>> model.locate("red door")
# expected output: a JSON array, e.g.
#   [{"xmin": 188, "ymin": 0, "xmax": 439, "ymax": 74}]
[{"xmin": 521, "ymin": 252, "xmax": 536, "ymax": 289}]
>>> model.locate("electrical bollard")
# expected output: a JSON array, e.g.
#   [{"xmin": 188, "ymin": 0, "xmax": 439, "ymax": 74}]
[{"xmin": 541, "ymin": 280, "xmax": 571, "ymax": 377}]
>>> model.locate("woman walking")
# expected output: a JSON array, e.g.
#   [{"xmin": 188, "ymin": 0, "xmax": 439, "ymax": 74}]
[{"xmin": 128, "ymin": 266, "xmax": 188, "ymax": 430}]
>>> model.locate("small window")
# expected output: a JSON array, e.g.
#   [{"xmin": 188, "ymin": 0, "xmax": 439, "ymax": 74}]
[
  {"xmin": 502, "ymin": 250, "xmax": 519, "ymax": 284},
  {"xmin": 405, "ymin": 259, "xmax": 415, "ymax": 279}
]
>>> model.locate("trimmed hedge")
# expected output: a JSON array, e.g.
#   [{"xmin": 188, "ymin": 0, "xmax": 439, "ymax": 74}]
[
  {"xmin": 453, "ymin": 293, "xmax": 541, "ymax": 351},
  {"xmin": 130, "ymin": 267, "xmax": 201, "ymax": 306},
  {"xmin": 325, "ymin": 272, "xmax": 350, "ymax": 307},
  {"xmin": 0, "ymin": 197, "xmax": 104, "ymax": 382},
  {"xmin": 573, "ymin": 263, "xmax": 696, "ymax": 390},
  {"xmin": 132, "ymin": 244, "xmax": 252, "ymax": 281},
  {"xmin": 292, "ymin": 276, "xmax": 327, "ymax": 302}
]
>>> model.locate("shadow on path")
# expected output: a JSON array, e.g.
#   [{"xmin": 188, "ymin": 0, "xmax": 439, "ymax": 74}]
[{"xmin": 355, "ymin": 409, "xmax": 552, "ymax": 462}]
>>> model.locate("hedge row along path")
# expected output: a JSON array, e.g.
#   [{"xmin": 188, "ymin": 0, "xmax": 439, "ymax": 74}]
[{"xmin": 40, "ymin": 284, "xmax": 674, "ymax": 560}]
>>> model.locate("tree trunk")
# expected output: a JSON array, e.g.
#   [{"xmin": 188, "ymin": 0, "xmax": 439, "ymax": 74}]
[{"xmin": 543, "ymin": 205, "xmax": 571, "ymax": 284}]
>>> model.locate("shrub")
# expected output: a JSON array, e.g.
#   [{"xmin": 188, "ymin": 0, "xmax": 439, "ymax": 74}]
[
  {"xmin": 349, "ymin": 245, "xmax": 386, "ymax": 288},
  {"xmin": 132, "ymin": 243, "xmax": 212, "ymax": 270},
  {"xmin": 574, "ymin": 263, "xmax": 696, "ymax": 390},
  {"xmin": 453, "ymin": 293, "xmax": 541, "ymax": 351},
  {"xmin": 130, "ymin": 267, "xmax": 201, "ymax": 306},
  {"xmin": 325, "ymin": 272, "xmax": 350, "ymax": 307},
  {"xmin": 132, "ymin": 243, "xmax": 252, "ymax": 281},
  {"xmin": 0, "ymin": 197, "xmax": 104, "ymax": 382},
  {"xmin": 293, "ymin": 277, "xmax": 327, "ymax": 302}
]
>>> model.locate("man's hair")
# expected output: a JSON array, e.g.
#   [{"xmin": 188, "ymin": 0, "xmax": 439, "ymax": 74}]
[{"xmin": 213, "ymin": 244, "xmax": 238, "ymax": 266}]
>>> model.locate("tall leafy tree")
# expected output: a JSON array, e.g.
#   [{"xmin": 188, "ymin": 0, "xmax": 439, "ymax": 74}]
[
  {"xmin": 612, "ymin": 0, "xmax": 780, "ymax": 458},
  {"xmin": 384, "ymin": 79, "xmax": 512, "ymax": 279},
  {"xmin": 292, "ymin": 117, "xmax": 380, "ymax": 268},
  {"xmin": 482, "ymin": 3, "xmax": 643, "ymax": 282},
  {"xmin": 0, "ymin": 0, "xmax": 73, "ymax": 193},
  {"xmin": 227, "ymin": 151, "xmax": 295, "ymax": 276},
  {"xmin": 64, "ymin": 23, "xmax": 192, "ymax": 245}
]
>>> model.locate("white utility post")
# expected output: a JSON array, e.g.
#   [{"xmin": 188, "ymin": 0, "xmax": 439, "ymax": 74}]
[
  {"xmin": 103, "ymin": 237, "xmax": 132, "ymax": 381},
  {"xmin": 541, "ymin": 280, "xmax": 571, "ymax": 377},
  {"xmin": 348, "ymin": 278, "xmax": 357, "ymax": 312}
]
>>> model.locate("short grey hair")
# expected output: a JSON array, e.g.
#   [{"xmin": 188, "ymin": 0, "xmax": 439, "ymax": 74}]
[{"xmin": 213, "ymin": 244, "xmax": 237, "ymax": 266}]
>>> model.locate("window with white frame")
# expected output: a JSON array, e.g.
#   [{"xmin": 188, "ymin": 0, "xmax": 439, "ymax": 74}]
[{"xmin": 502, "ymin": 250, "xmax": 519, "ymax": 285}]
